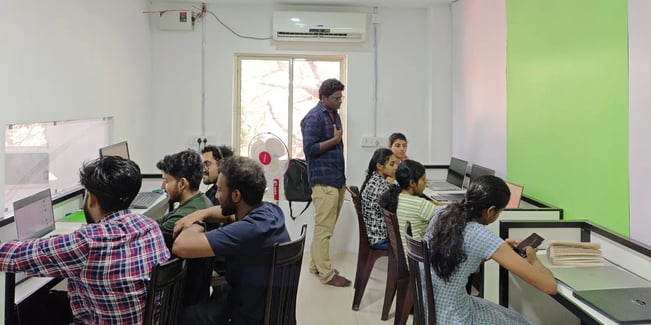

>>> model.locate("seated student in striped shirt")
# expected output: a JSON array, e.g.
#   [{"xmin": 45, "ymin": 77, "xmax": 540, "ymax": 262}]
[
  {"xmin": 379, "ymin": 159, "xmax": 443, "ymax": 244},
  {"xmin": 0, "ymin": 156, "xmax": 170, "ymax": 324}
]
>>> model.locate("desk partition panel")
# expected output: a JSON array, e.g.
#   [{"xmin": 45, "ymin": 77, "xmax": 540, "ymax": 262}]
[{"xmin": 499, "ymin": 220, "xmax": 651, "ymax": 325}]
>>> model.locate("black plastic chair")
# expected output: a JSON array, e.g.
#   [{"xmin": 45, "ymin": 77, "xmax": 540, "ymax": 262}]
[
  {"xmin": 143, "ymin": 257, "xmax": 187, "ymax": 325},
  {"xmin": 346, "ymin": 186, "xmax": 391, "ymax": 317},
  {"xmin": 264, "ymin": 224, "xmax": 307, "ymax": 325},
  {"xmin": 404, "ymin": 222, "xmax": 436, "ymax": 325},
  {"xmin": 383, "ymin": 208, "xmax": 413, "ymax": 325}
]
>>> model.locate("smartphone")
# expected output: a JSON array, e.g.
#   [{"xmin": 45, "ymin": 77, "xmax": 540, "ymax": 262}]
[{"xmin": 513, "ymin": 232, "xmax": 544, "ymax": 257}]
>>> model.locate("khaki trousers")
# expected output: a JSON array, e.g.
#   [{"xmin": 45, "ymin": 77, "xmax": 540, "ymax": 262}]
[{"xmin": 309, "ymin": 184, "xmax": 346, "ymax": 283}]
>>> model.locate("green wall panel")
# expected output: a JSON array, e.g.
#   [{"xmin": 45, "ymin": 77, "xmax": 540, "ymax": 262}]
[{"xmin": 506, "ymin": 0, "xmax": 629, "ymax": 234}]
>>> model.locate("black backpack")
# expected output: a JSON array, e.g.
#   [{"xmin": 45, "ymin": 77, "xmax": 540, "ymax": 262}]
[{"xmin": 284, "ymin": 158, "xmax": 312, "ymax": 220}]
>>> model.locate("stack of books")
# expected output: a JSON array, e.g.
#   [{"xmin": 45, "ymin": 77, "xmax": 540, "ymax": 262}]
[{"xmin": 546, "ymin": 241, "xmax": 603, "ymax": 266}]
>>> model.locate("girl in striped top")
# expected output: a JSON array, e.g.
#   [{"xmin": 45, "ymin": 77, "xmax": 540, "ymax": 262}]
[{"xmin": 379, "ymin": 159, "xmax": 442, "ymax": 244}]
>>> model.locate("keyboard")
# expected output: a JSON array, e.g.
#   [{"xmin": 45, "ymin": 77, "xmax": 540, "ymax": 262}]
[
  {"xmin": 130, "ymin": 192, "xmax": 163, "ymax": 209},
  {"xmin": 427, "ymin": 180, "xmax": 461, "ymax": 191}
]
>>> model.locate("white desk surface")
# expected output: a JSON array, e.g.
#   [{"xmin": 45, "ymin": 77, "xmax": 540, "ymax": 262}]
[
  {"xmin": 533, "ymin": 252, "xmax": 651, "ymax": 325},
  {"xmin": 13, "ymin": 221, "xmax": 83, "ymax": 304}
]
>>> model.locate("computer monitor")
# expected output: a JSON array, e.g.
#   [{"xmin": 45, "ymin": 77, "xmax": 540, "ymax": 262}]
[
  {"xmin": 13, "ymin": 188, "xmax": 56, "ymax": 241},
  {"xmin": 468, "ymin": 164, "xmax": 495, "ymax": 185},
  {"xmin": 446, "ymin": 157, "xmax": 468, "ymax": 188},
  {"xmin": 99, "ymin": 141, "xmax": 129, "ymax": 159}
]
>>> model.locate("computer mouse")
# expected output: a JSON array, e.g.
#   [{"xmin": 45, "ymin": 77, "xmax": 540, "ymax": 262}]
[{"xmin": 152, "ymin": 189, "xmax": 165, "ymax": 194}]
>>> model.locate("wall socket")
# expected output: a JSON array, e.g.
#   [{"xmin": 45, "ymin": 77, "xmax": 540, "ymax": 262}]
[
  {"xmin": 189, "ymin": 136, "xmax": 215, "ymax": 149},
  {"xmin": 360, "ymin": 136, "xmax": 384, "ymax": 148}
]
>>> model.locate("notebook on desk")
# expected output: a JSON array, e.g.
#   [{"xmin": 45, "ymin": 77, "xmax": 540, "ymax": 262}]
[
  {"xmin": 13, "ymin": 188, "xmax": 57, "ymax": 284},
  {"xmin": 427, "ymin": 157, "xmax": 468, "ymax": 191},
  {"xmin": 573, "ymin": 287, "xmax": 651, "ymax": 324}
]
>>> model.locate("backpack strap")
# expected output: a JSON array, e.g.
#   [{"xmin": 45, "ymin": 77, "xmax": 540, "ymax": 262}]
[{"xmin": 288, "ymin": 201, "xmax": 312, "ymax": 220}]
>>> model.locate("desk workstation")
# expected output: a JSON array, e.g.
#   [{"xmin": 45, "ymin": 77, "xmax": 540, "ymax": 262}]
[
  {"xmin": 500, "ymin": 220, "xmax": 651, "ymax": 325},
  {"xmin": 0, "ymin": 181, "xmax": 168, "ymax": 325},
  {"xmin": 424, "ymin": 161, "xmax": 564, "ymax": 304}
]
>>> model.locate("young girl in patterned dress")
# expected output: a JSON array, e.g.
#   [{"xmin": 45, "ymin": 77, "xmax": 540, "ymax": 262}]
[
  {"xmin": 424, "ymin": 175, "xmax": 557, "ymax": 324},
  {"xmin": 360, "ymin": 148, "xmax": 400, "ymax": 249}
]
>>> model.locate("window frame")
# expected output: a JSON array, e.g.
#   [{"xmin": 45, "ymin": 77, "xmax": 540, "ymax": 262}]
[{"xmin": 233, "ymin": 54, "xmax": 347, "ymax": 158}]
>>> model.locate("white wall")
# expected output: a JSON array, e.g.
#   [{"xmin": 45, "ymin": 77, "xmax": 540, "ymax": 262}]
[
  {"xmin": 0, "ymin": 1, "xmax": 453, "ymax": 254},
  {"xmin": 0, "ymin": 0, "xmax": 152, "ymax": 213},
  {"xmin": 628, "ymin": 0, "xmax": 651, "ymax": 245},
  {"xmin": 451, "ymin": 0, "xmax": 507, "ymax": 177},
  {"xmin": 148, "ymin": 3, "xmax": 453, "ymax": 187}
]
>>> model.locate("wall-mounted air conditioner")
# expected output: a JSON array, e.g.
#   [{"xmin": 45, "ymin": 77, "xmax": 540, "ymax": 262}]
[{"xmin": 272, "ymin": 11, "xmax": 367, "ymax": 43}]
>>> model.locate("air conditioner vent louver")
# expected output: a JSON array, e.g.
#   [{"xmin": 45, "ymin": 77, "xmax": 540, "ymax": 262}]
[
  {"xmin": 276, "ymin": 32, "xmax": 362, "ymax": 40},
  {"xmin": 273, "ymin": 11, "xmax": 367, "ymax": 43}
]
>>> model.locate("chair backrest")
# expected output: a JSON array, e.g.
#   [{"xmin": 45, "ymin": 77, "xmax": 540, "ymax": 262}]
[
  {"xmin": 264, "ymin": 224, "xmax": 307, "ymax": 325},
  {"xmin": 346, "ymin": 186, "xmax": 372, "ymax": 250},
  {"xmin": 143, "ymin": 257, "xmax": 187, "ymax": 325},
  {"xmin": 382, "ymin": 208, "xmax": 409, "ymax": 279},
  {"xmin": 406, "ymin": 221, "xmax": 413, "ymax": 237},
  {"xmin": 405, "ymin": 222, "xmax": 436, "ymax": 325}
]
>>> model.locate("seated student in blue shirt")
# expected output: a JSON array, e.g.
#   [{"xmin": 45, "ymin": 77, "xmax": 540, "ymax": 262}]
[
  {"xmin": 360, "ymin": 148, "xmax": 400, "ymax": 250},
  {"xmin": 173, "ymin": 156, "xmax": 290, "ymax": 325}
]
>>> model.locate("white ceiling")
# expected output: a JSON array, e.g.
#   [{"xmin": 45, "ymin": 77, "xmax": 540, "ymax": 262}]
[{"xmin": 153, "ymin": 0, "xmax": 453, "ymax": 8}]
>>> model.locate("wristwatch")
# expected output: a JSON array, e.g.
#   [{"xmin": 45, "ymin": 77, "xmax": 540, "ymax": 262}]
[{"xmin": 192, "ymin": 220, "xmax": 207, "ymax": 232}]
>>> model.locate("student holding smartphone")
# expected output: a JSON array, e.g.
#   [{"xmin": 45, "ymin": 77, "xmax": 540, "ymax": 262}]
[{"xmin": 423, "ymin": 175, "xmax": 557, "ymax": 324}]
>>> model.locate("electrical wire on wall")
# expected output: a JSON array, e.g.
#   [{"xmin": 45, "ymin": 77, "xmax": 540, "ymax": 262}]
[
  {"xmin": 191, "ymin": 5, "xmax": 272, "ymax": 40},
  {"xmin": 200, "ymin": 4, "xmax": 206, "ymax": 138},
  {"xmin": 372, "ymin": 7, "xmax": 379, "ymax": 138},
  {"xmin": 144, "ymin": 3, "xmax": 272, "ymax": 147}
]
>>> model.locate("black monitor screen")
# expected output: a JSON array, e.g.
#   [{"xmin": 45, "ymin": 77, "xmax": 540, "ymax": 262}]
[
  {"xmin": 446, "ymin": 157, "xmax": 468, "ymax": 188},
  {"xmin": 469, "ymin": 164, "xmax": 495, "ymax": 185},
  {"xmin": 99, "ymin": 141, "xmax": 129, "ymax": 160}
]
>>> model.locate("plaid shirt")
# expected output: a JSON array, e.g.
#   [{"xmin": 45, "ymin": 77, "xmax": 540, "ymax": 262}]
[
  {"xmin": 0, "ymin": 210, "xmax": 170, "ymax": 325},
  {"xmin": 301, "ymin": 102, "xmax": 346, "ymax": 188}
]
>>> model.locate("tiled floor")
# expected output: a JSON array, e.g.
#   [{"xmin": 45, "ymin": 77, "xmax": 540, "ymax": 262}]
[{"xmin": 296, "ymin": 251, "xmax": 412, "ymax": 325}]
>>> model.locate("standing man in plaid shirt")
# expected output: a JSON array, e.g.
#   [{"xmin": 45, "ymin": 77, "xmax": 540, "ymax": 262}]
[
  {"xmin": 0, "ymin": 156, "xmax": 170, "ymax": 324},
  {"xmin": 301, "ymin": 78, "xmax": 351, "ymax": 287}
]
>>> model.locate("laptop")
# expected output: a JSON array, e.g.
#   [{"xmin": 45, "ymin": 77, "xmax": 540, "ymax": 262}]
[
  {"xmin": 468, "ymin": 163, "xmax": 495, "ymax": 185},
  {"xmin": 553, "ymin": 266, "xmax": 651, "ymax": 291},
  {"xmin": 13, "ymin": 188, "xmax": 57, "ymax": 284},
  {"xmin": 506, "ymin": 182, "xmax": 524, "ymax": 208},
  {"xmin": 432, "ymin": 163, "xmax": 496, "ymax": 202},
  {"xmin": 427, "ymin": 157, "xmax": 468, "ymax": 191},
  {"xmin": 99, "ymin": 141, "xmax": 162, "ymax": 209},
  {"xmin": 573, "ymin": 287, "xmax": 651, "ymax": 324},
  {"xmin": 99, "ymin": 141, "xmax": 130, "ymax": 159}
]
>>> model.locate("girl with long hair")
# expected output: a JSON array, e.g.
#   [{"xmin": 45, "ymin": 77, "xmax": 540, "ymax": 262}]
[
  {"xmin": 379, "ymin": 159, "xmax": 441, "ymax": 242},
  {"xmin": 425, "ymin": 175, "xmax": 557, "ymax": 324},
  {"xmin": 360, "ymin": 148, "xmax": 400, "ymax": 249}
]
